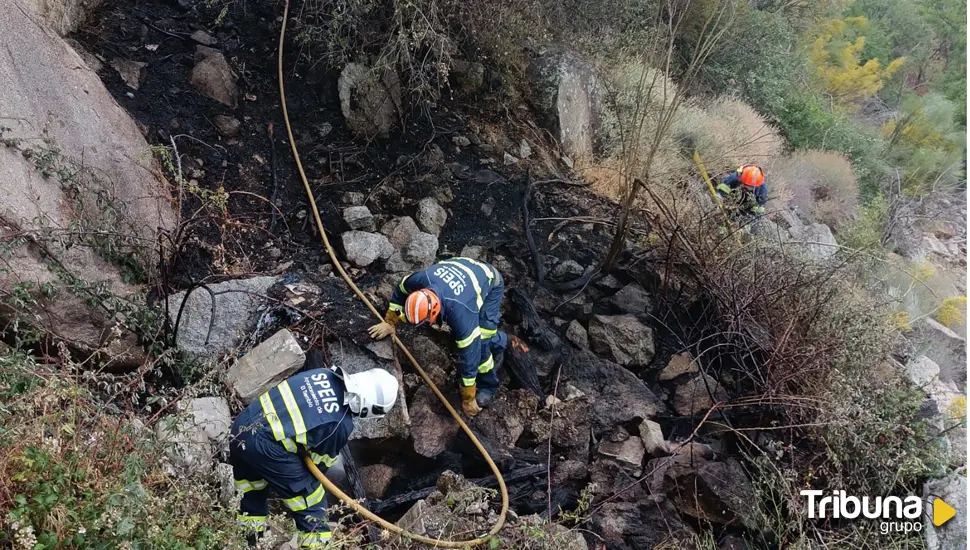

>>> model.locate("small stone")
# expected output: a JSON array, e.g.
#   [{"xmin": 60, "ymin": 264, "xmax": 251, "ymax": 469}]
[
  {"xmin": 213, "ymin": 115, "xmax": 241, "ymax": 138},
  {"xmin": 551, "ymin": 260, "xmax": 584, "ymax": 281},
  {"xmin": 267, "ymin": 247, "xmax": 282, "ymax": 259},
  {"xmin": 545, "ymin": 395, "xmax": 563, "ymax": 409},
  {"xmin": 432, "ymin": 185, "xmax": 454, "ymax": 204},
  {"xmin": 598, "ymin": 437, "xmax": 645, "ymax": 470},
  {"xmin": 342, "ymin": 231, "xmax": 394, "ymax": 267},
  {"xmin": 504, "ymin": 152, "xmax": 519, "ymax": 165},
  {"xmin": 640, "ymin": 420, "xmax": 667, "ymax": 457},
  {"xmin": 381, "ymin": 216, "xmax": 421, "ymax": 249},
  {"xmin": 673, "ymin": 373, "xmax": 728, "ymax": 416},
  {"xmin": 343, "ymin": 192, "xmax": 366, "ymax": 206},
  {"xmin": 416, "ymin": 197, "xmax": 447, "ymax": 236},
  {"xmin": 563, "ymin": 384, "xmax": 585, "ymax": 401},
  {"xmin": 452, "ymin": 135, "xmax": 471, "ymax": 147},
  {"xmin": 480, "ymin": 197, "xmax": 496, "ymax": 217},
  {"xmin": 561, "ymin": 155, "xmax": 574, "ymax": 169},
  {"xmin": 190, "ymin": 30, "xmax": 218, "ymax": 46},
  {"xmin": 343, "ymin": 205, "xmax": 376, "ymax": 232},
  {"xmin": 460, "ymin": 244, "xmax": 485, "ymax": 260},
  {"xmin": 111, "ymin": 58, "xmax": 146, "ymax": 90},
  {"xmin": 658, "ymin": 352, "xmax": 698, "ymax": 381},
  {"xmin": 566, "ymin": 320, "xmax": 588, "ymax": 349},
  {"xmin": 189, "ymin": 52, "xmax": 239, "ymax": 108},
  {"xmin": 518, "ymin": 139, "xmax": 533, "ymax": 159},
  {"xmin": 667, "ymin": 441, "xmax": 715, "ymax": 460}
]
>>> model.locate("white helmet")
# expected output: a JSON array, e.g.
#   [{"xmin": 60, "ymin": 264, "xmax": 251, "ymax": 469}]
[{"xmin": 334, "ymin": 367, "xmax": 399, "ymax": 419}]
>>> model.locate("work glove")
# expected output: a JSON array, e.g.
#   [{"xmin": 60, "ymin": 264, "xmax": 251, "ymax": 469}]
[
  {"xmin": 460, "ymin": 384, "xmax": 482, "ymax": 417},
  {"xmin": 368, "ymin": 310, "xmax": 400, "ymax": 340}
]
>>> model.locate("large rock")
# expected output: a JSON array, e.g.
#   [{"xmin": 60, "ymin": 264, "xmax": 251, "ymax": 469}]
[
  {"xmin": 592, "ymin": 497, "xmax": 696, "ymax": 550},
  {"xmin": 609, "ymin": 282, "xmax": 653, "ymax": 316},
  {"xmin": 673, "ymin": 373, "xmax": 728, "ymax": 416},
  {"xmin": 167, "ymin": 276, "xmax": 279, "ymax": 359},
  {"xmin": 640, "ymin": 419, "xmax": 667, "ymax": 457},
  {"xmin": 562, "ymin": 350, "xmax": 665, "ymax": 436},
  {"xmin": 359, "ymin": 464, "xmax": 397, "ymax": 499},
  {"xmin": 906, "ymin": 355, "xmax": 941, "ymax": 387},
  {"xmin": 227, "ymin": 329, "xmax": 305, "ymax": 404},
  {"xmin": 155, "ymin": 397, "xmax": 230, "ymax": 473},
  {"xmin": 331, "ymin": 344, "xmax": 409, "ymax": 440},
  {"xmin": 182, "ymin": 397, "xmax": 231, "ymax": 449},
  {"xmin": 410, "ymin": 386, "xmax": 458, "ymax": 457},
  {"xmin": 380, "ymin": 216, "xmax": 421, "ymax": 249},
  {"xmin": 924, "ymin": 473, "xmax": 967, "ymax": 550},
  {"xmin": 915, "ymin": 318, "xmax": 967, "ymax": 392},
  {"xmin": 789, "ymin": 223, "xmax": 838, "ymax": 261},
  {"xmin": 402, "ymin": 232, "xmax": 439, "ymax": 266},
  {"xmin": 470, "ymin": 389, "xmax": 539, "ymax": 449},
  {"xmin": 338, "ymin": 63, "xmax": 402, "ymax": 140},
  {"xmin": 528, "ymin": 52, "xmax": 613, "ymax": 161},
  {"xmin": 343, "ymin": 205, "xmax": 376, "ymax": 232},
  {"xmin": 342, "ymin": 231, "xmax": 394, "ymax": 267},
  {"xmin": 0, "ymin": 4, "xmax": 175, "ymax": 368},
  {"xmin": 189, "ymin": 52, "xmax": 238, "ymax": 108},
  {"xmin": 416, "ymin": 197, "xmax": 448, "ymax": 236},
  {"xmin": 662, "ymin": 458, "xmax": 761, "ymax": 529},
  {"xmin": 587, "ymin": 314, "xmax": 655, "ymax": 370}
]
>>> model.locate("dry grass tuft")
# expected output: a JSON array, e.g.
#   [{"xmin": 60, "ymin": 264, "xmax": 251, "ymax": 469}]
[{"xmin": 766, "ymin": 150, "xmax": 859, "ymax": 231}]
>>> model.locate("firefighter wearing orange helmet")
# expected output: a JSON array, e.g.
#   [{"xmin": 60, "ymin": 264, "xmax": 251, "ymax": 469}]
[
  {"xmin": 716, "ymin": 164, "xmax": 768, "ymax": 228},
  {"xmin": 368, "ymin": 257, "xmax": 507, "ymax": 417}
]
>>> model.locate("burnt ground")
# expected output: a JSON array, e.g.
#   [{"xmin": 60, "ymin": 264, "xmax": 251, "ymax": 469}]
[{"xmin": 70, "ymin": 0, "xmax": 721, "ymax": 535}]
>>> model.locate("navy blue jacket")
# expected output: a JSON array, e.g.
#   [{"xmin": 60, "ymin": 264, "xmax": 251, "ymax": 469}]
[
  {"xmin": 252, "ymin": 368, "xmax": 354, "ymax": 467},
  {"xmin": 718, "ymin": 169, "xmax": 768, "ymax": 212},
  {"xmin": 388, "ymin": 258, "xmax": 498, "ymax": 385}
]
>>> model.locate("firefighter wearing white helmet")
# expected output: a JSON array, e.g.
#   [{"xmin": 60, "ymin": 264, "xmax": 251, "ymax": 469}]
[{"xmin": 229, "ymin": 355, "xmax": 399, "ymax": 548}]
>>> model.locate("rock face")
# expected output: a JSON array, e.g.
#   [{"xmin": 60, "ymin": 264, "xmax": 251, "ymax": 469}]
[
  {"xmin": 673, "ymin": 373, "xmax": 728, "ymax": 416},
  {"xmin": 227, "ymin": 329, "xmax": 306, "ymax": 404},
  {"xmin": 470, "ymin": 390, "xmax": 540, "ymax": 449},
  {"xmin": 528, "ymin": 52, "xmax": 612, "ymax": 161},
  {"xmin": 189, "ymin": 51, "xmax": 238, "ymax": 108},
  {"xmin": 342, "ymin": 231, "xmax": 394, "ymax": 267},
  {"xmin": 416, "ymin": 198, "xmax": 448, "ymax": 236},
  {"xmin": 338, "ymin": 63, "xmax": 402, "ymax": 140},
  {"xmin": 587, "ymin": 315, "xmax": 656, "ymax": 370},
  {"xmin": 0, "ymin": 4, "xmax": 175, "ymax": 368},
  {"xmin": 167, "ymin": 276, "xmax": 280, "ymax": 359},
  {"xmin": 562, "ymin": 350, "xmax": 665, "ymax": 435},
  {"xmin": 789, "ymin": 223, "xmax": 838, "ymax": 261},
  {"xmin": 381, "ymin": 216, "xmax": 421, "ymax": 249},
  {"xmin": 409, "ymin": 386, "xmax": 458, "ymax": 457},
  {"xmin": 661, "ymin": 458, "xmax": 761, "ymax": 529},
  {"xmin": 915, "ymin": 318, "xmax": 967, "ymax": 392},
  {"xmin": 924, "ymin": 473, "xmax": 967, "ymax": 550}
]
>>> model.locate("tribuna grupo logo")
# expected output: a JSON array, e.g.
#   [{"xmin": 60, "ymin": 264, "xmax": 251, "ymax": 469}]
[{"xmin": 801, "ymin": 490, "xmax": 956, "ymax": 535}]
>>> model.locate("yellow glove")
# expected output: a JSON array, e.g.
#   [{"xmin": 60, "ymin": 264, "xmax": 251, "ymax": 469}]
[
  {"xmin": 460, "ymin": 385, "xmax": 481, "ymax": 417},
  {"xmin": 368, "ymin": 310, "xmax": 400, "ymax": 340}
]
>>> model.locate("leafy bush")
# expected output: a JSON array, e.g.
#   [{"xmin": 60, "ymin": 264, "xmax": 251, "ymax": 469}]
[
  {"xmin": 882, "ymin": 93, "xmax": 966, "ymax": 196},
  {"xmin": 0, "ymin": 351, "xmax": 244, "ymax": 549},
  {"xmin": 767, "ymin": 150, "xmax": 859, "ymax": 230},
  {"xmin": 808, "ymin": 16, "xmax": 906, "ymax": 103}
]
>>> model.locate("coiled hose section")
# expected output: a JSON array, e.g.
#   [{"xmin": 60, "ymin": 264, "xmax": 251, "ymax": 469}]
[{"xmin": 276, "ymin": 1, "xmax": 508, "ymax": 546}]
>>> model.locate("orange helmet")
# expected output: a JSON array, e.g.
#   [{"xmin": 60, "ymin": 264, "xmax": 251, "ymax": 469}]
[
  {"xmin": 738, "ymin": 165, "xmax": 765, "ymax": 188},
  {"xmin": 404, "ymin": 289, "xmax": 440, "ymax": 326}
]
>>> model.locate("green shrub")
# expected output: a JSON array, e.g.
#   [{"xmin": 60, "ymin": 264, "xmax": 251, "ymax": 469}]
[{"xmin": 0, "ymin": 351, "xmax": 245, "ymax": 550}]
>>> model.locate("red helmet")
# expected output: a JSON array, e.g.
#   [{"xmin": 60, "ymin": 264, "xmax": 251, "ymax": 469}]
[
  {"xmin": 404, "ymin": 289, "xmax": 440, "ymax": 325},
  {"xmin": 738, "ymin": 165, "xmax": 765, "ymax": 188}
]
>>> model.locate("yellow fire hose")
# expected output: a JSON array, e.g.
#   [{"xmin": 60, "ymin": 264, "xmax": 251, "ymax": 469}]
[
  {"xmin": 276, "ymin": 1, "xmax": 508, "ymax": 546},
  {"xmin": 692, "ymin": 151, "xmax": 742, "ymax": 245}
]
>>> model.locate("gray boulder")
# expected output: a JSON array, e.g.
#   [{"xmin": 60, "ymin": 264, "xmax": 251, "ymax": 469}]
[
  {"xmin": 562, "ymin": 350, "xmax": 665, "ymax": 436},
  {"xmin": 416, "ymin": 197, "xmax": 447, "ymax": 236},
  {"xmin": 381, "ymin": 216, "xmax": 421, "ymax": 249},
  {"xmin": 342, "ymin": 231, "xmax": 394, "ymax": 267},
  {"xmin": 915, "ymin": 318, "xmax": 967, "ymax": 392},
  {"xmin": 789, "ymin": 222, "xmax": 838, "ymax": 261},
  {"xmin": 167, "ymin": 276, "xmax": 280, "ymax": 359},
  {"xmin": 410, "ymin": 386, "xmax": 458, "ymax": 458},
  {"xmin": 924, "ymin": 473, "xmax": 967, "ymax": 550},
  {"xmin": 189, "ymin": 52, "xmax": 238, "ymax": 108},
  {"xmin": 640, "ymin": 419, "xmax": 667, "ymax": 457},
  {"xmin": 658, "ymin": 352, "xmax": 698, "ymax": 381},
  {"xmin": 598, "ymin": 437, "xmax": 645, "ymax": 471},
  {"xmin": 402, "ymin": 232, "xmax": 439, "ymax": 266},
  {"xmin": 227, "ymin": 328, "xmax": 305, "ymax": 404},
  {"xmin": 592, "ymin": 497, "xmax": 696, "ymax": 550},
  {"xmin": 662, "ymin": 458, "xmax": 761, "ymax": 529},
  {"xmin": 338, "ymin": 63, "xmax": 402, "ymax": 140},
  {"xmin": 673, "ymin": 373, "xmax": 728, "ymax": 416},
  {"xmin": 609, "ymin": 282, "xmax": 653, "ymax": 316},
  {"xmin": 331, "ymin": 345, "xmax": 409, "ymax": 440},
  {"xmin": 551, "ymin": 260, "xmax": 584, "ymax": 281},
  {"xmin": 587, "ymin": 314, "xmax": 655, "ymax": 370},
  {"xmin": 469, "ymin": 389, "xmax": 539, "ymax": 449},
  {"xmin": 343, "ymin": 205, "xmax": 376, "ymax": 232},
  {"xmin": 182, "ymin": 397, "xmax": 231, "ymax": 449},
  {"xmin": 528, "ymin": 52, "xmax": 613, "ymax": 160},
  {"xmin": 565, "ymin": 320, "xmax": 589, "ymax": 349}
]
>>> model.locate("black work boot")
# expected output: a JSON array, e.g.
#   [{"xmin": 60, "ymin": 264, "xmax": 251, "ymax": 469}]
[
  {"xmin": 477, "ymin": 387, "xmax": 498, "ymax": 407},
  {"xmin": 246, "ymin": 531, "xmax": 265, "ymax": 548}
]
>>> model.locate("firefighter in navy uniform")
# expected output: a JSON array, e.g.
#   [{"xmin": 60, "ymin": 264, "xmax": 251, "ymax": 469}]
[
  {"xmin": 716, "ymin": 164, "xmax": 769, "ymax": 233},
  {"xmin": 229, "ymin": 364, "xmax": 399, "ymax": 548},
  {"xmin": 368, "ymin": 257, "xmax": 509, "ymax": 417}
]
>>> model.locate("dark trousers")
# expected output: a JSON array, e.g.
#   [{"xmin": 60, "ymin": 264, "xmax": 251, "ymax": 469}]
[{"xmin": 478, "ymin": 273, "xmax": 507, "ymax": 390}]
